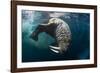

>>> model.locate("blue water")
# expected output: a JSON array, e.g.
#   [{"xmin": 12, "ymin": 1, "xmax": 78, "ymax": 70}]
[{"xmin": 22, "ymin": 10, "xmax": 90, "ymax": 62}]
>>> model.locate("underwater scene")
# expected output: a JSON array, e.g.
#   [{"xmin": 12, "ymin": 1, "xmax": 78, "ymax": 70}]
[{"xmin": 22, "ymin": 10, "xmax": 90, "ymax": 62}]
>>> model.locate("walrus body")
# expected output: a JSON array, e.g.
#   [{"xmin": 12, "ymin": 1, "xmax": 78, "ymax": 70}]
[{"xmin": 30, "ymin": 18, "xmax": 71, "ymax": 54}]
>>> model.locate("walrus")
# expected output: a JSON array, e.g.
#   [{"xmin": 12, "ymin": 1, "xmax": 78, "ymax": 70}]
[{"xmin": 30, "ymin": 18, "xmax": 71, "ymax": 54}]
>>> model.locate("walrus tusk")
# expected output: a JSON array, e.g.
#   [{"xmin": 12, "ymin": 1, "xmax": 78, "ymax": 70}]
[
  {"xmin": 50, "ymin": 49, "xmax": 59, "ymax": 53},
  {"xmin": 49, "ymin": 46, "xmax": 60, "ymax": 50}
]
